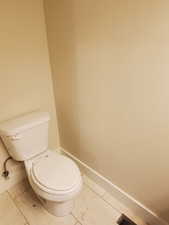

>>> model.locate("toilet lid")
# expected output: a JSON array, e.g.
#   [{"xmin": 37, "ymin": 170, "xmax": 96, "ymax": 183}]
[{"xmin": 31, "ymin": 152, "xmax": 81, "ymax": 192}]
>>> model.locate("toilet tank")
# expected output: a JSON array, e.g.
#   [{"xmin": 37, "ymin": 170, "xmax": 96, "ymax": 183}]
[{"xmin": 0, "ymin": 112, "xmax": 50, "ymax": 161}]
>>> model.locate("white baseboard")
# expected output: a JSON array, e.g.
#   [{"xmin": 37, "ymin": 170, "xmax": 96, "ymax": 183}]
[{"xmin": 60, "ymin": 147, "xmax": 169, "ymax": 225}]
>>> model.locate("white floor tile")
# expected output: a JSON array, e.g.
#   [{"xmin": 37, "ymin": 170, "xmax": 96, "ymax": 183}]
[
  {"xmin": 72, "ymin": 185, "xmax": 120, "ymax": 225},
  {"xmin": 103, "ymin": 192, "xmax": 146, "ymax": 225},
  {"xmin": 14, "ymin": 190, "xmax": 77, "ymax": 225},
  {"xmin": 83, "ymin": 175, "xmax": 106, "ymax": 197},
  {"xmin": 103, "ymin": 192, "xmax": 128, "ymax": 213},
  {"xmin": 0, "ymin": 192, "xmax": 26, "ymax": 225},
  {"xmin": 0, "ymin": 175, "xmax": 146, "ymax": 225},
  {"xmin": 8, "ymin": 179, "xmax": 30, "ymax": 199}
]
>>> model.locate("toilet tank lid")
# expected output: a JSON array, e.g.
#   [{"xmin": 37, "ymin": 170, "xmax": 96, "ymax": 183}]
[{"xmin": 0, "ymin": 111, "xmax": 50, "ymax": 136}]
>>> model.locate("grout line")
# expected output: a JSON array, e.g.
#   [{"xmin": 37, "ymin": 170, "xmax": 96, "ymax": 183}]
[
  {"xmin": 71, "ymin": 212, "xmax": 82, "ymax": 225},
  {"xmin": 7, "ymin": 191, "xmax": 31, "ymax": 225},
  {"xmin": 100, "ymin": 192, "xmax": 144, "ymax": 225},
  {"xmin": 9, "ymin": 188, "xmax": 30, "ymax": 201},
  {"xmin": 83, "ymin": 181, "xmax": 106, "ymax": 197},
  {"xmin": 75, "ymin": 221, "xmax": 82, "ymax": 225},
  {"xmin": 71, "ymin": 184, "xmax": 120, "ymax": 225},
  {"xmin": 75, "ymin": 221, "xmax": 83, "ymax": 225},
  {"xmin": 83, "ymin": 181, "xmax": 146, "ymax": 225},
  {"xmin": 84, "ymin": 183, "xmax": 122, "ymax": 218}
]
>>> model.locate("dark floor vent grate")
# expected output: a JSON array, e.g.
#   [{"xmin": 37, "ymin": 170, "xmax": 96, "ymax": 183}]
[{"xmin": 117, "ymin": 214, "xmax": 138, "ymax": 225}]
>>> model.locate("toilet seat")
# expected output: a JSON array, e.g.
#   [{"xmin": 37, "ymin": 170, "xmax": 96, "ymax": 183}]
[{"xmin": 30, "ymin": 151, "xmax": 81, "ymax": 195}]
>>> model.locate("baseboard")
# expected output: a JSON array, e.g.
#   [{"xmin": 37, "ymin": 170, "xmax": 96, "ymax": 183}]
[{"xmin": 60, "ymin": 147, "xmax": 169, "ymax": 225}]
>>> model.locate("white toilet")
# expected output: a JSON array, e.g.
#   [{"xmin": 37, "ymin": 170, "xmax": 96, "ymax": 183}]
[{"xmin": 0, "ymin": 112, "xmax": 82, "ymax": 216}]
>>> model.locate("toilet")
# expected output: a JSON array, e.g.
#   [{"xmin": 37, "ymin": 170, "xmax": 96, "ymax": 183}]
[{"xmin": 0, "ymin": 112, "xmax": 82, "ymax": 216}]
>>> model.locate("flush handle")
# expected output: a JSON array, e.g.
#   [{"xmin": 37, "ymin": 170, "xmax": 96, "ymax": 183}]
[{"xmin": 8, "ymin": 134, "xmax": 22, "ymax": 140}]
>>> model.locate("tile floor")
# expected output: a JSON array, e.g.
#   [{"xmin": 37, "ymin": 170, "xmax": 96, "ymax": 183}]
[{"xmin": 0, "ymin": 175, "xmax": 142, "ymax": 225}]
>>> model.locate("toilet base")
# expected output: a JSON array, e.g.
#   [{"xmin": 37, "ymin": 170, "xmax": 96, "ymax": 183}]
[{"xmin": 38, "ymin": 196, "xmax": 74, "ymax": 217}]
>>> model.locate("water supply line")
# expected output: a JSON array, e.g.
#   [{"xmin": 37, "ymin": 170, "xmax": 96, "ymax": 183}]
[{"xmin": 0, "ymin": 136, "xmax": 13, "ymax": 179}]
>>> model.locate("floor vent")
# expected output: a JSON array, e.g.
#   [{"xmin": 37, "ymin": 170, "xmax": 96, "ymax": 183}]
[{"xmin": 117, "ymin": 214, "xmax": 137, "ymax": 225}]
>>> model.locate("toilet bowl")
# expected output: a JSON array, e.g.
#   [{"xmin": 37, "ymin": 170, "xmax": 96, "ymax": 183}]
[
  {"xmin": 0, "ymin": 111, "xmax": 82, "ymax": 216},
  {"xmin": 25, "ymin": 150, "xmax": 82, "ymax": 216}
]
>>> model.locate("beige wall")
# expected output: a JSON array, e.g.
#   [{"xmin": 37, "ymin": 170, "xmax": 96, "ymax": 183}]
[
  {"xmin": 45, "ymin": 0, "xmax": 169, "ymax": 221},
  {"xmin": 0, "ymin": 0, "xmax": 59, "ymax": 189}
]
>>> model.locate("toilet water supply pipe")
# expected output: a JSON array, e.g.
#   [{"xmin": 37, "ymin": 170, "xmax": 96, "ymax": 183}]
[{"xmin": 0, "ymin": 136, "xmax": 13, "ymax": 179}]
